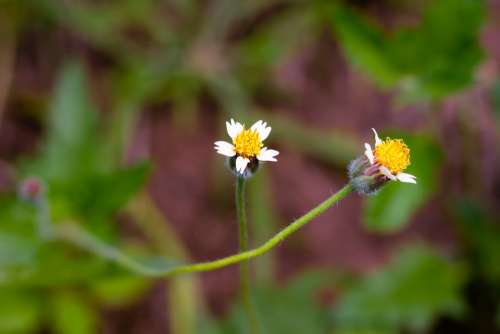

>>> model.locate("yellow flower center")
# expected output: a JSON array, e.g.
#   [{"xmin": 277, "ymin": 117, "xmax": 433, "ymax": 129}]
[
  {"xmin": 233, "ymin": 129, "xmax": 262, "ymax": 158},
  {"xmin": 374, "ymin": 138, "xmax": 411, "ymax": 174}
]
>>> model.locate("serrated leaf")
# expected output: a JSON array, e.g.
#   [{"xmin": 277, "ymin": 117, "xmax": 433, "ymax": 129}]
[
  {"xmin": 206, "ymin": 272, "xmax": 331, "ymax": 334},
  {"xmin": 363, "ymin": 133, "xmax": 442, "ymax": 232},
  {"xmin": 331, "ymin": 0, "xmax": 484, "ymax": 101},
  {"xmin": 332, "ymin": 246, "xmax": 467, "ymax": 333}
]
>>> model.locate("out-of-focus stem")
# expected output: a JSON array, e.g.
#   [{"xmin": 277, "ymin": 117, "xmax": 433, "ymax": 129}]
[{"xmin": 35, "ymin": 196, "xmax": 54, "ymax": 241}]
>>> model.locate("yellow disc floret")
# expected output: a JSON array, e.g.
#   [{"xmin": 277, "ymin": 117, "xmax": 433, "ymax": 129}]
[
  {"xmin": 233, "ymin": 128, "xmax": 263, "ymax": 158},
  {"xmin": 374, "ymin": 138, "xmax": 411, "ymax": 174}
]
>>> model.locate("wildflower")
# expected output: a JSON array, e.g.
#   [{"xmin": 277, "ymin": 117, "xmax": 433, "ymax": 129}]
[
  {"xmin": 349, "ymin": 128, "xmax": 416, "ymax": 194},
  {"xmin": 214, "ymin": 119, "xmax": 279, "ymax": 178}
]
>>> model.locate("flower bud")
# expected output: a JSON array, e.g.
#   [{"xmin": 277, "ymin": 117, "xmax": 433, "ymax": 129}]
[
  {"xmin": 18, "ymin": 177, "xmax": 46, "ymax": 203},
  {"xmin": 348, "ymin": 156, "xmax": 388, "ymax": 195},
  {"xmin": 349, "ymin": 128, "xmax": 417, "ymax": 195},
  {"xmin": 227, "ymin": 156, "xmax": 260, "ymax": 179}
]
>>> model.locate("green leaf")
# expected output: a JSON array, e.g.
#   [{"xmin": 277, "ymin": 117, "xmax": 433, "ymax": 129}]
[
  {"xmin": 51, "ymin": 292, "xmax": 99, "ymax": 334},
  {"xmin": 206, "ymin": 272, "xmax": 331, "ymax": 334},
  {"xmin": 0, "ymin": 233, "xmax": 39, "ymax": 268},
  {"xmin": 332, "ymin": 245, "xmax": 467, "ymax": 333},
  {"xmin": 75, "ymin": 162, "xmax": 150, "ymax": 222},
  {"xmin": 0, "ymin": 244, "xmax": 109, "ymax": 288},
  {"xmin": 28, "ymin": 61, "xmax": 103, "ymax": 184},
  {"xmin": 90, "ymin": 274, "xmax": 151, "ymax": 307},
  {"xmin": 0, "ymin": 291, "xmax": 41, "ymax": 333},
  {"xmin": 330, "ymin": 0, "xmax": 484, "ymax": 101},
  {"xmin": 363, "ymin": 133, "xmax": 442, "ymax": 232},
  {"xmin": 330, "ymin": 5, "xmax": 400, "ymax": 88},
  {"xmin": 453, "ymin": 198, "xmax": 500, "ymax": 284},
  {"xmin": 490, "ymin": 79, "xmax": 500, "ymax": 122},
  {"xmin": 235, "ymin": 6, "xmax": 317, "ymax": 88},
  {"xmin": 21, "ymin": 62, "xmax": 150, "ymax": 227}
]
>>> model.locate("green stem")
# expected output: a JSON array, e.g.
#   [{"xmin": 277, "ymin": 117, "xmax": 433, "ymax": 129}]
[
  {"xmin": 236, "ymin": 177, "xmax": 259, "ymax": 334},
  {"xmin": 35, "ymin": 196, "xmax": 54, "ymax": 241},
  {"xmin": 57, "ymin": 184, "xmax": 353, "ymax": 278}
]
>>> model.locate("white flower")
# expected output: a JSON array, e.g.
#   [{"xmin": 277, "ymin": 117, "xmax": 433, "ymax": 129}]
[
  {"xmin": 214, "ymin": 119, "xmax": 279, "ymax": 175},
  {"xmin": 364, "ymin": 128, "xmax": 417, "ymax": 184}
]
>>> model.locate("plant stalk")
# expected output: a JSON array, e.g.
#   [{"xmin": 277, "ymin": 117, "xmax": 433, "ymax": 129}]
[
  {"xmin": 236, "ymin": 177, "xmax": 260, "ymax": 334},
  {"xmin": 57, "ymin": 184, "xmax": 353, "ymax": 278}
]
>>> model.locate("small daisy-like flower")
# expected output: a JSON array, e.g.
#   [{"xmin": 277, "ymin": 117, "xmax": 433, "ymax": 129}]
[
  {"xmin": 214, "ymin": 119, "xmax": 279, "ymax": 178},
  {"xmin": 349, "ymin": 128, "xmax": 416, "ymax": 194}
]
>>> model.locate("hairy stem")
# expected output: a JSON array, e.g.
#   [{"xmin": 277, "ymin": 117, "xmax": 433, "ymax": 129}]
[
  {"xmin": 57, "ymin": 184, "xmax": 353, "ymax": 277},
  {"xmin": 236, "ymin": 177, "xmax": 260, "ymax": 333}
]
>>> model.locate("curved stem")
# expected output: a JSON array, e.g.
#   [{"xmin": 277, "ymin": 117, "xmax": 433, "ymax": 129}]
[
  {"xmin": 236, "ymin": 177, "xmax": 260, "ymax": 334},
  {"xmin": 57, "ymin": 184, "xmax": 353, "ymax": 278}
]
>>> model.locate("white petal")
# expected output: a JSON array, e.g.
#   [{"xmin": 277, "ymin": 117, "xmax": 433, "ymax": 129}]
[
  {"xmin": 226, "ymin": 119, "xmax": 244, "ymax": 140},
  {"xmin": 235, "ymin": 156, "xmax": 250, "ymax": 173},
  {"xmin": 214, "ymin": 141, "xmax": 236, "ymax": 157},
  {"xmin": 250, "ymin": 120, "xmax": 263, "ymax": 132},
  {"xmin": 396, "ymin": 172, "xmax": 417, "ymax": 184},
  {"xmin": 251, "ymin": 120, "xmax": 271, "ymax": 141},
  {"xmin": 379, "ymin": 165, "xmax": 396, "ymax": 180},
  {"xmin": 364, "ymin": 143, "xmax": 375, "ymax": 164},
  {"xmin": 257, "ymin": 147, "xmax": 279, "ymax": 162},
  {"xmin": 372, "ymin": 128, "xmax": 382, "ymax": 146}
]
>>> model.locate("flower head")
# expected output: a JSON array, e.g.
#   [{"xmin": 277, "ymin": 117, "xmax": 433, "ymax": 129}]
[
  {"xmin": 349, "ymin": 128, "xmax": 416, "ymax": 194},
  {"xmin": 18, "ymin": 176, "xmax": 46, "ymax": 203},
  {"xmin": 214, "ymin": 119, "xmax": 279, "ymax": 178}
]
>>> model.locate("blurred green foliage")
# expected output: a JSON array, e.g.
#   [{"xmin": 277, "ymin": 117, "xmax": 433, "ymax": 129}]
[
  {"xmin": 330, "ymin": 0, "xmax": 484, "ymax": 102},
  {"xmin": 0, "ymin": 0, "xmax": 498, "ymax": 333},
  {"xmin": 332, "ymin": 246, "xmax": 467, "ymax": 333},
  {"xmin": 22, "ymin": 63, "xmax": 149, "ymax": 232},
  {"xmin": 204, "ymin": 272, "xmax": 332, "ymax": 334},
  {"xmin": 0, "ymin": 63, "xmax": 153, "ymax": 333}
]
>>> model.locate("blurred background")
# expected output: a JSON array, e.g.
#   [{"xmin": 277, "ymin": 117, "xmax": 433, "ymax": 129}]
[{"xmin": 0, "ymin": 0, "xmax": 499, "ymax": 333}]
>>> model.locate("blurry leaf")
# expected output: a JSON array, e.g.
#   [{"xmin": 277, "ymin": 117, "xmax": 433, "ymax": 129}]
[
  {"xmin": 330, "ymin": 4, "xmax": 400, "ymax": 87},
  {"xmin": 0, "ymin": 291, "xmax": 41, "ymax": 334},
  {"xmin": 51, "ymin": 292, "xmax": 98, "ymax": 334},
  {"xmin": 491, "ymin": 79, "xmax": 500, "ymax": 122},
  {"xmin": 0, "ymin": 243, "xmax": 109, "ymax": 288},
  {"xmin": 77, "ymin": 162, "xmax": 150, "ymax": 222},
  {"xmin": 0, "ymin": 197, "xmax": 37, "ymax": 236},
  {"xmin": 235, "ymin": 6, "xmax": 317, "ymax": 88},
  {"xmin": 0, "ymin": 233, "xmax": 39, "ymax": 267},
  {"xmin": 363, "ymin": 133, "xmax": 442, "ymax": 232},
  {"xmin": 332, "ymin": 246, "xmax": 467, "ymax": 333},
  {"xmin": 330, "ymin": 0, "xmax": 484, "ymax": 101},
  {"xmin": 453, "ymin": 198, "xmax": 500, "ymax": 284},
  {"xmin": 28, "ymin": 61, "xmax": 104, "ymax": 184},
  {"xmin": 90, "ymin": 274, "xmax": 151, "ymax": 307},
  {"xmin": 207, "ymin": 272, "xmax": 331, "ymax": 334},
  {"xmin": 21, "ymin": 62, "xmax": 150, "ymax": 230}
]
